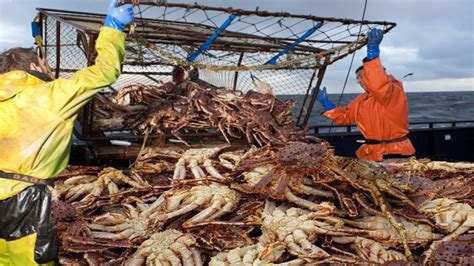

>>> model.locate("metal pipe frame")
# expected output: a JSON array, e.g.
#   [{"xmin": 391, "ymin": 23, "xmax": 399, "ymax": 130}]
[
  {"xmin": 302, "ymin": 65, "xmax": 327, "ymax": 127},
  {"xmin": 296, "ymin": 69, "xmax": 317, "ymax": 125},
  {"xmin": 119, "ymin": 1, "xmax": 397, "ymax": 28},
  {"xmin": 37, "ymin": 8, "xmax": 327, "ymax": 54},
  {"xmin": 38, "ymin": 5, "xmax": 396, "ymax": 143}
]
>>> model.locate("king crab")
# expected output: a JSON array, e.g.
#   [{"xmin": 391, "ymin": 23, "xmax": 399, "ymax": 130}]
[
  {"xmin": 126, "ymin": 229, "xmax": 203, "ymax": 266},
  {"xmin": 155, "ymin": 183, "xmax": 241, "ymax": 228},
  {"xmin": 234, "ymin": 141, "xmax": 337, "ymax": 211}
]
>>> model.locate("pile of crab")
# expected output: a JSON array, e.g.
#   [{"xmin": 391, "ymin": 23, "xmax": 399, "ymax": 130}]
[
  {"xmin": 52, "ymin": 139, "xmax": 474, "ymax": 265},
  {"xmin": 92, "ymin": 73, "xmax": 304, "ymax": 146}
]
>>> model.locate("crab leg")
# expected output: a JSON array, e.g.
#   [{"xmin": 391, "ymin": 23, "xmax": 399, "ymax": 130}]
[
  {"xmin": 422, "ymin": 219, "xmax": 473, "ymax": 264},
  {"xmin": 173, "ymin": 162, "xmax": 187, "ymax": 180},
  {"xmin": 184, "ymin": 205, "xmax": 219, "ymax": 227},
  {"xmin": 166, "ymin": 193, "xmax": 189, "ymax": 210},
  {"xmin": 203, "ymin": 159, "xmax": 225, "ymax": 179},
  {"xmin": 296, "ymin": 183, "xmax": 334, "ymax": 198},
  {"xmin": 191, "ymin": 248, "xmax": 203, "ymax": 266},
  {"xmin": 209, "ymin": 201, "xmax": 235, "ymax": 220},
  {"xmin": 169, "ymin": 243, "xmax": 194, "ymax": 266},
  {"xmin": 158, "ymin": 203, "xmax": 199, "ymax": 221},
  {"xmin": 218, "ymin": 119, "xmax": 232, "ymax": 143},
  {"xmin": 254, "ymin": 168, "xmax": 276, "ymax": 190},
  {"xmin": 161, "ymin": 249, "xmax": 181, "ymax": 265},
  {"xmin": 90, "ymin": 229, "xmax": 134, "ymax": 240},
  {"xmin": 285, "ymin": 189, "xmax": 327, "ymax": 212},
  {"xmin": 140, "ymin": 195, "xmax": 165, "ymax": 218},
  {"xmin": 63, "ymin": 175, "xmax": 96, "ymax": 186},
  {"xmin": 88, "ymin": 222, "xmax": 131, "ymax": 232},
  {"xmin": 242, "ymin": 248, "xmax": 258, "ymax": 263}
]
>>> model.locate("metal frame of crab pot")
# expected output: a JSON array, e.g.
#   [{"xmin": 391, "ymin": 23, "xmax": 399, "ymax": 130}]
[{"xmin": 35, "ymin": 3, "xmax": 404, "ymax": 163}]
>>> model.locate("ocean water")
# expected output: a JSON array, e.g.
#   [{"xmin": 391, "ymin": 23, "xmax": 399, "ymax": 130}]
[{"xmin": 279, "ymin": 91, "xmax": 474, "ymax": 128}]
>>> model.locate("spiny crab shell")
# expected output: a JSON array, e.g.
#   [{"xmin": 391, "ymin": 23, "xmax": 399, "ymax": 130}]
[{"xmin": 274, "ymin": 141, "xmax": 333, "ymax": 175}]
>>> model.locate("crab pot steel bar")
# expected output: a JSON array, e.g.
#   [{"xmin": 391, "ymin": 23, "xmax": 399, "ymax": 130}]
[{"xmin": 36, "ymin": 3, "xmax": 395, "ymax": 155}]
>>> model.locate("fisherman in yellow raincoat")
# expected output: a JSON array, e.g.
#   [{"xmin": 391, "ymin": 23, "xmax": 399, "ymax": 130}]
[{"xmin": 0, "ymin": 1, "xmax": 134, "ymax": 264}]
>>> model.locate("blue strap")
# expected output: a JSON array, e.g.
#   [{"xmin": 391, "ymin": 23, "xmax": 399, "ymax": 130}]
[
  {"xmin": 187, "ymin": 13, "xmax": 238, "ymax": 62},
  {"xmin": 265, "ymin": 22, "xmax": 323, "ymax": 65}
]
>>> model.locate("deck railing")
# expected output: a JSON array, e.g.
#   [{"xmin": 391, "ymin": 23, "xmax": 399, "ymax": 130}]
[{"xmin": 309, "ymin": 120, "xmax": 474, "ymax": 134}]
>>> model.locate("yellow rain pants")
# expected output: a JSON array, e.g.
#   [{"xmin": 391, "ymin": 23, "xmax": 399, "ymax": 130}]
[{"xmin": 0, "ymin": 27, "xmax": 126, "ymax": 265}]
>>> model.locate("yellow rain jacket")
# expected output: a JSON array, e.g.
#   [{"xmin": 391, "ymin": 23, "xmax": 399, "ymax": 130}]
[
  {"xmin": 0, "ymin": 27, "xmax": 125, "ymax": 200},
  {"xmin": 0, "ymin": 27, "xmax": 125, "ymax": 265}
]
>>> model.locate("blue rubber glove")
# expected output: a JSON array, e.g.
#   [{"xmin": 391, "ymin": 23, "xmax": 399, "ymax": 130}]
[
  {"xmin": 104, "ymin": 0, "xmax": 134, "ymax": 31},
  {"xmin": 366, "ymin": 28, "xmax": 384, "ymax": 60},
  {"xmin": 317, "ymin": 87, "xmax": 336, "ymax": 111}
]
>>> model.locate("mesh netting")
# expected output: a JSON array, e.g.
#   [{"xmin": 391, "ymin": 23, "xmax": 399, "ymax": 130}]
[
  {"xmin": 39, "ymin": 3, "xmax": 395, "ymax": 95},
  {"xmin": 38, "ymin": 3, "xmax": 395, "ymax": 138},
  {"xmin": 44, "ymin": 14, "xmax": 89, "ymax": 79}
]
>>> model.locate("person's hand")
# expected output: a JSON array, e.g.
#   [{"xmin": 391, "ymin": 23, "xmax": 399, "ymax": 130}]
[
  {"xmin": 366, "ymin": 28, "xmax": 384, "ymax": 60},
  {"xmin": 317, "ymin": 87, "xmax": 336, "ymax": 111},
  {"xmin": 104, "ymin": 0, "xmax": 134, "ymax": 31}
]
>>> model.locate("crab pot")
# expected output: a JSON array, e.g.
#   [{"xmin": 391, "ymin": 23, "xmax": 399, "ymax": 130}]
[{"xmin": 36, "ymin": 3, "xmax": 395, "ymax": 161}]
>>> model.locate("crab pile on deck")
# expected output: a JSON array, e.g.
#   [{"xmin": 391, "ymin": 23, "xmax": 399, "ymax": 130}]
[
  {"xmin": 53, "ymin": 140, "xmax": 474, "ymax": 265},
  {"xmin": 93, "ymin": 77, "xmax": 304, "ymax": 146}
]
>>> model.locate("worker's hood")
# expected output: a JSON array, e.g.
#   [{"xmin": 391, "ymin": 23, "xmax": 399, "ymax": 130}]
[{"xmin": 0, "ymin": 70, "xmax": 50, "ymax": 101}]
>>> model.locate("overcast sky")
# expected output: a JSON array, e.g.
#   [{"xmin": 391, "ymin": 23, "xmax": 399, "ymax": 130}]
[{"xmin": 0, "ymin": 0, "xmax": 473, "ymax": 93}]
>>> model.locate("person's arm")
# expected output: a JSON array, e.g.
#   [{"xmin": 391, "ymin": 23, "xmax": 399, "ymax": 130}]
[
  {"xmin": 361, "ymin": 57, "xmax": 393, "ymax": 100},
  {"xmin": 322, "ymin": 97, "xmax": 360, "ymax": 125},
  {"xmin": 46, "ymin": 0, "xmax": 133, "ymax": 117},
  {"xmin": 316, "ymin": 86, "xmax": 358, "ymax": 125},
  {"xmin": 360, "ymin": 28, "xmax": 396, "ymax": 102}
]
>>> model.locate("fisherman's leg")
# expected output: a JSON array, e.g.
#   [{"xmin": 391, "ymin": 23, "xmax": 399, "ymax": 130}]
[{"xmin": 0, "ymin": 185, "xmax": 58, "ymax": 265}]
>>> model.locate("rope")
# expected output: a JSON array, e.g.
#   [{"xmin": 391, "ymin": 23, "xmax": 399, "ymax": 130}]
[
  {"xmin": 133, "ymin": 34, "xmax": 365, "ymax": 72},
  {"xmin": 126, "ymin": 1, "xmax": 372, "ymax": 72},
  {"xmin": 130, "ymin": 126, "xmax": 152, "ymax": 169},
  {"xmin": 328, "ymin": 0, "xmax": 368, "ymax": 134}
]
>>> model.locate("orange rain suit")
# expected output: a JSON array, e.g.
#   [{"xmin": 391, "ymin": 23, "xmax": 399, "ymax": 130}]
[{"xmin": 323, "ymin": 58, "xmax": 415, "ymax": 161}]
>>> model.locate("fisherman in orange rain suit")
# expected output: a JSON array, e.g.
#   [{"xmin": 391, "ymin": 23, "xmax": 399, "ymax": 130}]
[{"xmin": 317, "ymin": 28, "xmax": 415, "ymax": 161}]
